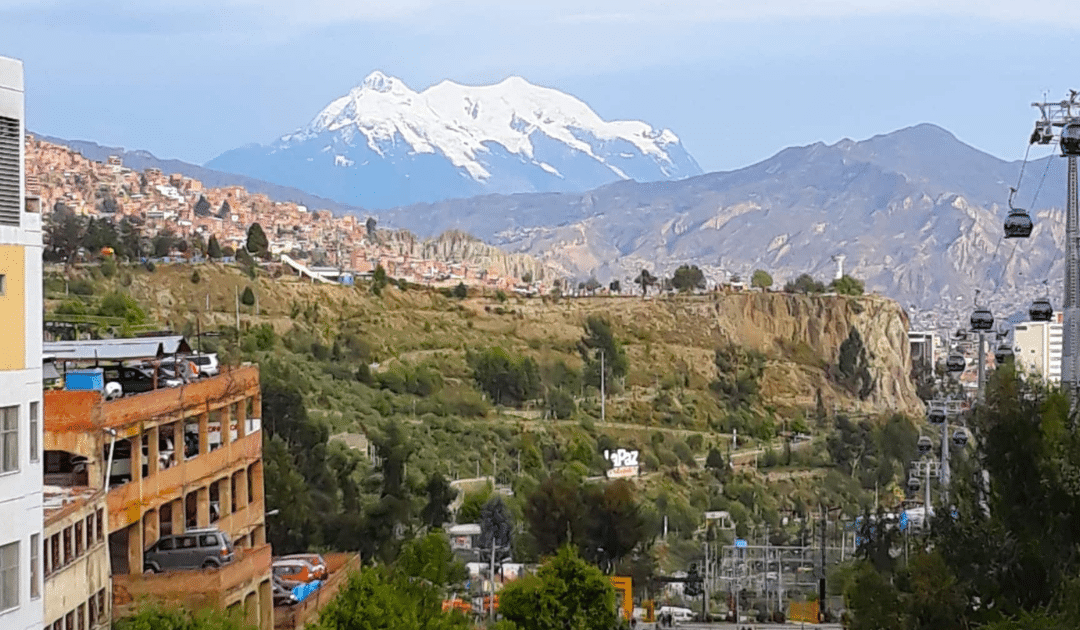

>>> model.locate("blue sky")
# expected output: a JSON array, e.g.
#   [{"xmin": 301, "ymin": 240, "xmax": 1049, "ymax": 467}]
[{"xmin": 2, "ymin": 0, "xmax": 1078, "ymax": 173}]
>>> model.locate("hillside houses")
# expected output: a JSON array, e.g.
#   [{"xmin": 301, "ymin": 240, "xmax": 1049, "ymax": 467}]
[{"xmin": 27, "ymin": 137, "xmax": 541, "ymax": 291}]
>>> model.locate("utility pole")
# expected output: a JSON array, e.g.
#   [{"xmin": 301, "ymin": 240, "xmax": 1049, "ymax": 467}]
[
  {"xmin": 1031, "ymin": 92, "xmax": 1080, "ymax": 410},
  {"xmin": 819, "ymin": 505, "xmax": 827, "ymax": 621},
  {"xmin": 600, "ymin": 349, "xmax": 606, "ymax": 423}
]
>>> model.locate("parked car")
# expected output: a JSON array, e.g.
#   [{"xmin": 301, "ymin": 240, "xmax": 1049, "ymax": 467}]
[
  {"xmin": 103, "ymin": 365, "xmax": 182, "ymax": 394},
  {"xmin": 143, "ymin": 528, "xmax": 236, "ymax": 573},
  {"xmin": 188, "ymin": 353, "xmax": 220, "ymax": 378},
  {"xmin": 272, "ymin": 558, "xmax": 321, "ymax": 584},
  {"xmin": 272, "ymin": 577, "xmax": 299, "ymax": 606},
  {"xmin": 277, "ymin": 553, "xmax": 328, "ymax": 580}
]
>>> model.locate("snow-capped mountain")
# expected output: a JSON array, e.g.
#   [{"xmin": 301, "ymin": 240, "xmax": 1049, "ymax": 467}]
[{"xmin": 206, "ymin": 71, "xmax": 702, "ymax": 209}]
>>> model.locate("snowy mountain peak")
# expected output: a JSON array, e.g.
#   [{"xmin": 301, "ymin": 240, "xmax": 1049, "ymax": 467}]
[{"xmin": 207, "ymin": 72, "xmax": 702, "ymax": 209}]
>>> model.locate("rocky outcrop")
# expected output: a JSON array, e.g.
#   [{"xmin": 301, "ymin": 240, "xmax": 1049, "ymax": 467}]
[
  {"xmin": 380, "ymin": 229, "xmax": 559, "ymax": 281},
  {"xmin": 564, "ymin": 291, "xmax": 923, "ymax": 417}
]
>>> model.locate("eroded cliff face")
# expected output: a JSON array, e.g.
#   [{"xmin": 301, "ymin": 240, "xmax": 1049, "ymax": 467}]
[
  {"xmin": 379, "ymin": 229, "xmax": 558, "ymax": 281},
  {"xmin": 567, "ymin": 291, "xmax": 922, "ymax": 418},
  {"xmin": 714, "ymin": 292, "xmax": 921, "ymax": 417}
]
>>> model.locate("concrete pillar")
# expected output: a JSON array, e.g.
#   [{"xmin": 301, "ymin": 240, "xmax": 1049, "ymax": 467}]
[
  {"xmin": 197, "ymin": 485, "xmax": 211, "ymax": 528},
  {"xmin": 222, "ymin": 407, "xmax": 233, "ymax": 447},
  {"xmin": 198, "ymin": 412, "xmax": 209, "ymax": 456},
  {"xmin": 219, "ymin": 477, "xmax": 232, "ymax": 518},
  {"xmin": 244, "ymin": 591, "xmax": 258, "ymax": 628},
  {"xmin": 126, "ymin": 523, "xmax": 143, "ymax": 574},
  {"xmin": 129, "ymin": 437, "xmax": 141, "ymax": 484},
  {"xmin": 252, "ymin": 392, "xmax": 261, "ymax": 421},
  {"xmin": 259, "ymin": 579, "xmax": 273, "ymax": 629},
  {"xmin": 235, "ymin": 469, "xmax": 249, "ymax": 510},
  {"xmin": 171, "ymin": 498, "xmax": 184, "ymax": 535},
  {"xmin": 249, "ymin": 461, "xmax": 264, "ymax": 509},
  {"xmin": 253, "ymin": 524, "xmax": 266, "ymax": 546},
  {"xmin": 236, "ymin": 400, "xmax": 247, "ymax": 440},
  {"xmin": 172, "ymin": 422, "xmax": 183, "ymax": 465},
  {"xmin": 146, "ymin": 426, "xmax": 159, "ymax": 477},
  {"xmin": 143, "ymin": 509, "xmax": 158, "ymax": 550}
]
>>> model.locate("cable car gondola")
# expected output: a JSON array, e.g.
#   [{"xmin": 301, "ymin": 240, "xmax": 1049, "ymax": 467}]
[
  {"xmin": 995, "ymin": 344, "xmax": 1014, "ymax": 365},
  {"xmin": 907, "ymin": 476, "xmax": 922, "ymax": 493},
  {"xmin": 1062, "ymin": 121, "xmax": 1080, "ymax": 156},
  {"xmin": 971, "ymin": 307, "xmax": 994, "ymax": 331},
  {"xmin": 1030, "ymin": 298, "xmax": 1053, "ymax": 322},
  {"xmin": 917, "ymin": 436, "xmax": 933, "ymax": 454},
  {"xmin": 952, "ymin": 429, "xmax": 969, "ymax": 447},
  {"xmin": 928, "ymin": 408, "xmax": 946, "ymax": 424},
  {"xmin": 1004, "ymin": 186, "xmax": 1033, "ymax": 239},
  {"xmin": 1004, "ymin": 208, "xmax": 1033, "ymax": 238},
  {"xmin": 946, "ymin": 352, "xmax": 966, "ymax": 373}
]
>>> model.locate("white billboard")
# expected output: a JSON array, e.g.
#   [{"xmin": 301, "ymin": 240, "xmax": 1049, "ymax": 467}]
[{"xmin": 604, "ymin": 449, "xmax": 639, "ymax": 479}]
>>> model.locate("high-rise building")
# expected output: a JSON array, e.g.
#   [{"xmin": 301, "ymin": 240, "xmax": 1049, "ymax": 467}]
[
  {"xmin": 0, "ymin": 54, "xmax": 45, "ymax": 630},
  {"xmin": 1014, "ymin": 312, "xmax": 1064, "ymax": 383}
]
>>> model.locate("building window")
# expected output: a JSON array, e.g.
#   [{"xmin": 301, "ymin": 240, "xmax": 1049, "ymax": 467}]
[
  {"xmin": 0, "ymin": 405, "xmax": 17, "ymax": 473},
  {"xmin": 30, "ymin": 533, "xmax": 39, "ymax": 600},
  {"xmin": 77, "ymin": 603, "xmax": 85, "ymax": 630},
  {"xmin": 96, "ymin": 589, "xmax": 106, "ymax": 624},
  {"xmin": 50, "ymin": 534, "xmax": 59, "ymax": 574},
  {"xmin": 85, "ymin": 515, "xmax": 93, "ymax": 549},
  {"xmin": 0, "ymin": 541, "xmax": 19, "ymax": 612},
  {"xmin": 65, "ymin": 610, "xmax": 74, "ymax": 630},
  {"xmin": 42, "ymin": 534, "xmax": 50, "ymax": 579},
  {"xmin": 74, "ymin": 522, "xmax": 83, "ymax": 557},
  {"xmin": 88, "ymin": 593, "xmax": 97, "ymax": 628},
  {"xmin": 0, "ymin": 274, "xmax": 5, "ymax": 295},
  {"xmin": 0, "ymin": 116, "xmax": 18, "ymax": 227},
  {"xmin": 62, "ymin": 527, "xmax": 72, "ymax": 565},
  {"xmin": 29, "ymin": 402, "xmax": 38, "ymax": 463},
  {"xmin": 95, "ymin": 509, "xmax": 103, "ymax": 542}
]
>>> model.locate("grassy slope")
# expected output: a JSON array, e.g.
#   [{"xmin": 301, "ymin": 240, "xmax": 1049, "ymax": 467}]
[{"xmin": 47, "ymin": 262, "xmax": 904, "ymax": 572}]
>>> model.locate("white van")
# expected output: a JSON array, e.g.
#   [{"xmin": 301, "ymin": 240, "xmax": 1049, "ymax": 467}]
[{"xmin": 658, "ymin": 607, "xmax": 695, "ymax": 622}]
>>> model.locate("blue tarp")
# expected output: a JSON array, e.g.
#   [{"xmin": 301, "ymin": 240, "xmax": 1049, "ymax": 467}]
[{"xmin": 292, "ymin": 580, "xmax": 322, "ymax": 603}]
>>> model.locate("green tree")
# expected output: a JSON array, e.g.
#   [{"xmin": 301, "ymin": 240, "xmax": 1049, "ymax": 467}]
[
  {"xmin": 579, "ymin": 315, "xmax": 628, "ymax": 391},
  {"xmin": 373, "ymin": 264, "xmax": 388, "ymax": 291},
  {"xmin": 830, "ymin": 274, "xmax": 865, "ymax": 296},
  {"xmin": 836, "ymin": 327, "xmax": 874, "ymax": 399},
  {"xmin": 545, "ymin": 388, "xmax": 576, "ymax": 420},
  {"xmin": 524, "ymin": 475, "xmax": 589, "ymax": 555},
  {"xmin": 240, "ymin": 286, "xmax": 255, "ymax": 306},
  {"xmin": 609, "ymin": 280, "xmax": 621, "ymax": 293},
  {"xmin": 581, "ymin": 480, "xmax": 647, "ymax": 572},
  {"xmin": 453, "ymin": 282, "xmax": 468, "ymax": 299},
  {"xmin": 783, "ymin": 273, "xmax": 826, "ymax": 294},
  {"xmin": 206, "ymin": 234, "xmax": 223, "ymax": 259},
  {"xmin": 246, "ymin": 222, "xmax": 269, "ymax": 258},
  {"xmin": 498, "ymin": 546, "xmax": 617, "ymax": 630},
  {"xmin": 190, "ymin": 269, "xmax": 201, "ymax": 284},
  {"xmin": 313, "ymin": 564, "xmax": 470, "ymax": 630},
  {"xmin": 671, "ymin": 264, "xmax": 706, "ymax": 292},
  {"xmin": 194, "ymin": 194, "xmax": 212, "ymax": 216},
  {"xmin": 263, "ymin": 434, "xmax": 318, "ymax": 554},
  {"xmin": 705, "ymin": 448, "xmax": 726, "ymax": 476},
  {"xmin": 751, "ymin": 269, "xmax": 773, "ymax": 289},
  {"xmin": 521, "ymin": 271, "xmax": 533, "ymax": 284},
  {"xmin": 421, "ymin": 472, "xmax": 455, "ymax": 529},
  {"xmin": 467, "ymin": 347, "xmax": 542, "ymax": 407},
  {"xmin": 710, "ymin": 342, "xmax": 766, "ymax": 409},
  {"xmin": 152, "ymin": 229, "xmax": 177, "ymax": 257},
  {"xmin": 478, "ymin": 496, "xmax": 514, "ymax": 558},
  {"xmin": 634, "ymin": 268, "xmax": 657, "ymax": 298},
  {"xmin": 114, "ymin": 603, "xmax": 255, "ymax": 630},
  {"xmin": 844, "ymin": 561, "xmax": 905, "ymax": 630},
  {"xmin": 397, "ymin": 531, "xmax": 469, "ymax": 589},
  {"xmin": 44, "ymin": 203, "xmax": 85, "ymax": 265}
]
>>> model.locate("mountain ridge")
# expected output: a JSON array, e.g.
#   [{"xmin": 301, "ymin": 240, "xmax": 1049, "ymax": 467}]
[{"xmin": 205, "ymin": 71, "xmax": 702, "ymax": 209}]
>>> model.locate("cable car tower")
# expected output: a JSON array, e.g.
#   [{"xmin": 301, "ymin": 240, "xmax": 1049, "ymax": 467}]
[{"xmin": 1031, "ymin": 91, "xmax": 1080, "ymax": 406}]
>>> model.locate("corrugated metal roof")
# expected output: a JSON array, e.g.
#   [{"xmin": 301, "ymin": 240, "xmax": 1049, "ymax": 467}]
[{"xmin": 43, "ymin": 336, "xmax": 192, "ymax": 362}]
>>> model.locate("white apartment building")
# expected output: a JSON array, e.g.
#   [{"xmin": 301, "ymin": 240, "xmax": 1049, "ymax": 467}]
[
  {"xmin": 1013, "ymin": 312, "xmax": 1064, "ymax": 384},
  {"xmin": 0, "ymin": 55, "xmax": 45, "ymax": 630},
  {"xmin": 909, "ymin": 330, "xmax": 939, "ymax": 371}
]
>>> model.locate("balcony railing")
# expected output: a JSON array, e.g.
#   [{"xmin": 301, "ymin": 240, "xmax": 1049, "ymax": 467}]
[{"xmin": 113, "ymin": 543, "xmax": 271, "ymax": 614}]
